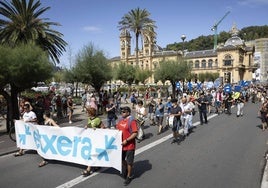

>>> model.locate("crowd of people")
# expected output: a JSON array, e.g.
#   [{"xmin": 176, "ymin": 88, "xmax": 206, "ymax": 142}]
[{"xmin": 12, "ymin": 84, "xmax": 268, "ymax": 186}]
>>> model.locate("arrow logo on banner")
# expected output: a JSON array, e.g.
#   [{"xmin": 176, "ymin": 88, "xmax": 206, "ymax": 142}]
[{"xmin": 96, "ymin": 135, "xmax": 117, "ymax": 161}]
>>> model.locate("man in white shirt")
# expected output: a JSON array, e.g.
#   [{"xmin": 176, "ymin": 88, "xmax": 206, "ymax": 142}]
[{"xmin": 180, "ymin": 97, "xmax": 193, "ymax": 138}]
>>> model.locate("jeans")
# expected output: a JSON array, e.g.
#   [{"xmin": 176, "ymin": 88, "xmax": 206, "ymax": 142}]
[
  {"xmin": 199, "ymin": 109, "xmax": 208, "ymax": 124},
  {"xmin": 107, "ymin": 117, "xmax": 116, "ymax": 128}
]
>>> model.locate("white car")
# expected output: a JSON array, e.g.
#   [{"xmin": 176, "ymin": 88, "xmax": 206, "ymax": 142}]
[{"xmin": 31, "ymin": 82, "xmax": 49, "ymax": 92}]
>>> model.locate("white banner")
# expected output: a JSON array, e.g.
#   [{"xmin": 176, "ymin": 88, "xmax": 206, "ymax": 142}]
[{"xmin": 15, "ymin": 120, "xmax": 122, "ymax": 171}]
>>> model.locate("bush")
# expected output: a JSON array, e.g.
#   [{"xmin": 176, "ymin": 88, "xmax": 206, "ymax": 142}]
[{"xmin": 72, "ymin": 97, "xmax": 82, "ymax": 105}]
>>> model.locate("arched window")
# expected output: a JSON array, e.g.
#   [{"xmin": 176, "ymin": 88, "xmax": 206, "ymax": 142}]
[
  {"xmin": 201, "ymin": 59, "xmax": 206, "ymax": 68},
  {"xmin": 208, "ymin": 59, "xmax": 213, "ymax": 68},
  {"xmin": 195, "ymin": 60, "xmax": 200, "ymax": 69},
  {"xmin": 215, "ymin": 59, "xmax": 218, "ymax": 67},
  {"xmin": 223, "ymin": 54, "xmax": 233, "ymax": 66},
  {"xmin": 188, "ymin": 61, "xmax": 193, "ymax": 68}
]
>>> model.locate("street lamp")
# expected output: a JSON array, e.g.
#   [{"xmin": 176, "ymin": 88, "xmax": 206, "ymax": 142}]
[
  {"xmin": 181, "ymin": 34, "xmax": 186, "ymax": 56},
  {"xmin": 180, "ymin": 34, "xmax": 186, "ymax": 92}
]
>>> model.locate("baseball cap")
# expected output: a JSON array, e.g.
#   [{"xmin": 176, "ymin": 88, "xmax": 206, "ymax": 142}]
[{"xmin": 120, "ymin": 106, "xmax": 131, "ymax": 113}]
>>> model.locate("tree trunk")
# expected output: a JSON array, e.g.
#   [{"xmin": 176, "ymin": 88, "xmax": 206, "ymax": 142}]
[
  {"xmin": 0, "ymin": 85, "xmax": 20, "ymax": 133},
  {"xmin": 135, "ymin": 33, "xmax": 139, "ymax": 65}
]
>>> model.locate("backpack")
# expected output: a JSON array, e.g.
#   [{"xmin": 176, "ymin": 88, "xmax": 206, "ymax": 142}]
[{"xmin": 119, "ymin": 116, "xmax": 137, "ymax": 137}]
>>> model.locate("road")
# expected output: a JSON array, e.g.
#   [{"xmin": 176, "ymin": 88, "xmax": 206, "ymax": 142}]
[{"xmin": 0, "ymin": 102, "xmax": 267, "ymax": 188}]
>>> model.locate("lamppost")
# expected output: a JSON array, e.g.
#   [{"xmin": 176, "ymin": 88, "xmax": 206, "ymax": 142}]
[
  {"xmin": 181, "ymin": 34, "xmax": 186, "ymax": 56},
  {"xmin": 181, "ymin": 34, "xmax": 186, "ymax": 92}
]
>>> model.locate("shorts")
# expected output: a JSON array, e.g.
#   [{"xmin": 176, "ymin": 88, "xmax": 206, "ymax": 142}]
[
  {"xmin": 122, "ymin": 150, "xmax": 135, "ymax": 165},
  {"xmin": 148, "ymin": 113, "xmax": 154, "ymax": 120},
  {"xmin": 172, "ymin": 119, "xmax": 181, "ymax": 132},
  {"xmin": 155, "ymin": 116, "xmax": 164, "ymax": 125}
]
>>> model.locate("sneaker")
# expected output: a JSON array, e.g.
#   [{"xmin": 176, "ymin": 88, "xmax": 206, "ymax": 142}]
[
  {"xmin": 69, "ymin": 121, "xmax": 72, "ymax": 124},
  {"xmin": 124, "ymin": 177, "xmax": 132, "ymax": 186}
]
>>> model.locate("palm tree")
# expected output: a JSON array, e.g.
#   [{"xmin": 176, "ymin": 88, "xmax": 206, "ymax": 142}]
[
  {"xmin": 118, "ymin": 7, "xmax": 157, "ymax": 65},
  {"xmin": 0, "ymin": 0, "xmax": 67, "ymax": 131},
  {"xmin": 0, "ymin": 0, "xmax": 67, "ymax": 64}
]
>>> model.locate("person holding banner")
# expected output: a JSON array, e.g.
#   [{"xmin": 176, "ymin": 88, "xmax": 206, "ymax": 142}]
[
  {"xmin": 81, "ymin": 107, "xmax": 105, "ymax": 176},
  {"xmin": 38, "ymin": 111, "xmax": 60, "ymax": 167},
  {"xmin": 14, "ymin": 103, "xmax": 37, "ymax": 157},
  {"xmin": 116, "ymin": 106, "xmax": 138, "ymax": 186}
]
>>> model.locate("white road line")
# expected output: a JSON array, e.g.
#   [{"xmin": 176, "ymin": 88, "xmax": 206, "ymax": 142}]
[
  {"xmin": 56, "ymin": 113, "xmax": 218, "ymax": 188},
  {"xmin": 0, "ymin": 141, "xmax": 4, "ymax": 144}
]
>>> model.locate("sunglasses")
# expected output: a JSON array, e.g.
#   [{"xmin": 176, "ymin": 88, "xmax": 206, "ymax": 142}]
[{"xmin": 121, "ymin": 111, "xmax": 127, "ymax": 113}]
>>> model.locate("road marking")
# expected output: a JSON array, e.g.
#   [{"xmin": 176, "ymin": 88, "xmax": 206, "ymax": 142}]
[
  {"xmin": 0, "ymin": 141, "xmax": 4, "ymax": 144},
  {"xmin": 56, "ymin": 113, "xmax": 218, "ymax": 188}
]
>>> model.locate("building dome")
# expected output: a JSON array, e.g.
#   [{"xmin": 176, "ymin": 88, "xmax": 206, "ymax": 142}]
[
  {"xmin": 224, "ymin": 23, "xmax": 244, "ymax": 47},
  {"xmin": 225, "ymin": 36, "xmax": 244, "ymax": 46},
  {"xmin": 120, "ymin": 29, "xmax": 131, "ymax": 37}
]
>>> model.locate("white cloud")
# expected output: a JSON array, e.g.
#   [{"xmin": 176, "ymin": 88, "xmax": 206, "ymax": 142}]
[
  {"xmin": 83, "ymin": 26, "xmax": 101, "ymax": 32},
  {"xmin": 238, "ymin": 0, "xmax": 268, "ymax": 6}
]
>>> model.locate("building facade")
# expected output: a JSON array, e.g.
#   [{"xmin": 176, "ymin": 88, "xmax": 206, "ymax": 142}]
[{"xmin": 110, "ymin": 24, "xmax": 256, "ymax": 85}]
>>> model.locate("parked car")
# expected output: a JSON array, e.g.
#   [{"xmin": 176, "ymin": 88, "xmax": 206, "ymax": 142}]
[{"xmin": 31, "ymin": 82, "xmax": 49, "ymax": 92}]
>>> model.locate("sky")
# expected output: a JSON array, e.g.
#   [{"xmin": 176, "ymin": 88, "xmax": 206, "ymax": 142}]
[{"xmin": 39, "ymin": 0, "xmax": 268, "ymax": 68}]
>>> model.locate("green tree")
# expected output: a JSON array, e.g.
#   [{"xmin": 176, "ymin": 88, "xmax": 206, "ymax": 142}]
[
  {"xmin": 198, "ymin": 72, "xmax": 220, "ymax": 83},
  {"xmin": 73, "ymin": 43, "xmax": 111, "ymax": 92},
  {"xmin": 118, "ymin": 7, "xmax": 157, "ymax": 64},
  {"xmin": 0, "ymin": 0, "xmax": 66, "ymax": 131},
  {"xmin": 135, "ymin": 68, "xmax": 152, "ymax": 85},
  {"xmin": 0, "ymin": 0, "xmax": 67, "ymax": 64},
  {"xmin": 115, "ymin": 62, "xmax": 136, "ymax": 86},
  {"xmin": 154, "ymin": 60, "xmax": 192, "ymax": 97},
  {"xmin": 0, "ymin": 44, "xmax": 53, "ymax": 131}
]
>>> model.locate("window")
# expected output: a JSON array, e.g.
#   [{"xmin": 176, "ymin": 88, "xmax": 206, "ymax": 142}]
[
  {"xmin": 223, "ymin": 55, "xmax": 233, "ymax": 66},
  {"xmin": 194, "ymin": 60, "xmax": 200, "ymax": 69},
  {"xmin": 208, "ymin": 59, "xmax": 213, "ymax": 68},
  {"xmin": 201, "ymin": 60, "xmax": 206, "ymax": 68}
]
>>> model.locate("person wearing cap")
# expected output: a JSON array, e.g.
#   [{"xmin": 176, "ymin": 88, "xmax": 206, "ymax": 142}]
[
  {"xmin": 169, "ymin": 98, "xmax": 182, "ymax": 144},
  {"xmin": 116, "ymin": 106, "xmax": 138, "ymax": 186}
]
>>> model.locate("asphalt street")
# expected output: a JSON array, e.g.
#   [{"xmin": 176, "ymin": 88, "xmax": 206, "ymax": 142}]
[{"xmin": 1, "ymin": 101, "xmax": 268, "ymax": 188}]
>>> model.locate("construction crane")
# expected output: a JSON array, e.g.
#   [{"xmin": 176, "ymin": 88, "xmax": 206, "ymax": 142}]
[{"xmin": 211, "ymin": 11, "xmax": 230, "ymax": 50}]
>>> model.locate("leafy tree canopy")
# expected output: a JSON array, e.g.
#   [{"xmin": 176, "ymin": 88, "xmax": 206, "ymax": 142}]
[
  {"xmin": 115, "ymin": 62, "xmax": 136, "ymax": 85},
  {"xmin": 0, "ymin": 0, "xmax": 67, "ymax": 64},
  {"xmin": 166, "ymin": 25, "xmax": 268, "ymax": 51},
  {"xmin": 73, "ymin": 43, "xmax": 112, "ymax": 92},
  {"xmin": 0, "ymin": 43, "xmax": 53, "ymax": 91},
  {"xmin": 154, "ymin": 60, "xmax": 191, "ymax": 97}
]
